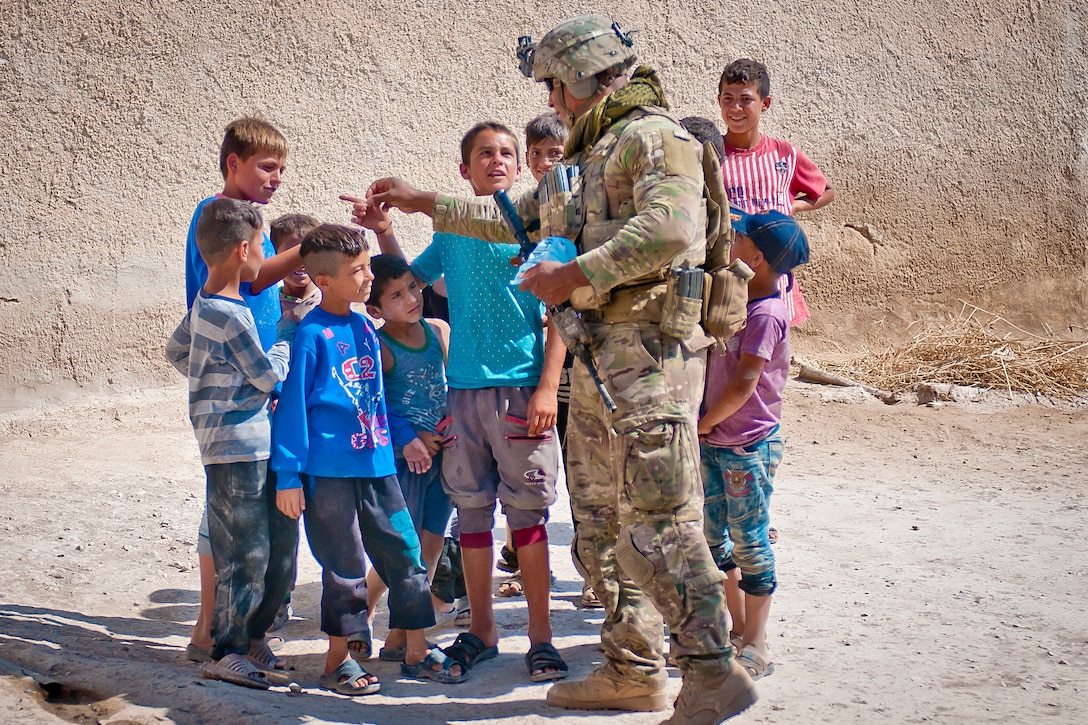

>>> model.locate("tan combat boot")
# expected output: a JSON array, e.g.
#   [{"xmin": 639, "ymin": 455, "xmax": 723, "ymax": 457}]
[
  {"xmin": 659, "ymin": 659, "xmax": 758, "ymax": 724},
  {"xmin": 546, "ymin": 665, "xmax": 668, "ymax": 712}
]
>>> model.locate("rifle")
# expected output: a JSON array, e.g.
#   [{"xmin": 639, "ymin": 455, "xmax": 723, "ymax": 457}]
[{"xmin": 493, "ymin": 189, "xmax": 618, "ymax": 413}]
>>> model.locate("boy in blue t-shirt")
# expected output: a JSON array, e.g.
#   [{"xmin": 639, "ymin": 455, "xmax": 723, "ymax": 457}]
[
  {"xmin": 185, "ymin": 116, "xmax": 306, "ymax": 660},
  {"xmin": 343, "ymin": 122, "xmax": 568, "ymax": 682},
  {"xmin": 166, "ymin": 198, "xmax": 297, "ymax": 690},
  {"xmin": 271, "ymin": 225, "xmax": 465, "ymax": 693}
]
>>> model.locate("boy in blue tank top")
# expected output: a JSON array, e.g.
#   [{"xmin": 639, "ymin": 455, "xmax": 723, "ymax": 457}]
[
  {"xmin": 271, "ymin": 225, "xmax": 465, "ymax": 693},
  {"xmin": 362, "ymin": 254, "xmax": 459, "ymax": 647}
]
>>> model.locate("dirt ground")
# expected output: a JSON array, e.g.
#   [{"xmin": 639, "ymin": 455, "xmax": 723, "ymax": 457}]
[{"xmin": 1, "ymin": 374, "xmax": 1086, "ymax": 725}]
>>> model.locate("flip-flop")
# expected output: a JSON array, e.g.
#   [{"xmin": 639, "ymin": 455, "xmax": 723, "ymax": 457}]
[
  {"xmin": 378, "ymin": 639, "xmax": 438, "ymax": 662},
  {"xmin": 401, "ymin": 649, "xmax": 468, "ymax": 684},
  {"xmin": 525, "ymin": 642, "xmax": 568, "ymax": 682},
  {"xmin": 248, "ymin": 639, "xmax": 287, "ymax": 671},
  {"xmin": 736, "ymin": 645, "xmax": 775, "ymax": 680},
  {"xmin": 453, "ymin": 596, "xmax": 471, "ymax": 626},
  {"xmin": 318, "ymin": 658, "xmax": 381, "ymax": 696},
  {"xmin": 442, "ymin": 632, "xmax": 498, "ymax": 672},
  {"xmin": 496, "ymin": 572, "xmax": 524, "ymax": 598},
  {"xmin": 198, "ymin": 653, "xmax": 272, "ymax": 690},
  {"xmin": 347, "ymin": 626, "xmax": 373, "ymax": 661}
]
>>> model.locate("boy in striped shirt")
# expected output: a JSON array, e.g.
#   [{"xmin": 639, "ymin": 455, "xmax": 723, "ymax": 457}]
[
  {"xmin": 166, "ymin": 198, "xmax": 297, "ymax": 689},
  {"xmin": 717, "ymin": 58, "xmax": 835, "ymax": 326}
]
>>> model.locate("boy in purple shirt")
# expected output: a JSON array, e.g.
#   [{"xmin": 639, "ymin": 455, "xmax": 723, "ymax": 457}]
[{"xmin": 697, "ymin": 209, "xmax": 810, "ymax": 683}]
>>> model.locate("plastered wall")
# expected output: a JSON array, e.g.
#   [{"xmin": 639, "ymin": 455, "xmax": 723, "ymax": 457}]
[{"xmin": 1, "ymin": 0, "xmax": 1085, "ymax": 407}]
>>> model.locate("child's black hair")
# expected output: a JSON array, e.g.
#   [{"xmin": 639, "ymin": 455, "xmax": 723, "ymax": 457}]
[
  {"xmin": 525, "ymin": 112, "xmax": 568, "ymax": 148},
  {"xmin": 195, "ymin": 197, "xmax": 263, "ymax": 265},
  {"xmin": 680, "ymin": 116, "xmax": 725, "ymax": 162},
  {"xmin": 718, "ymin": 58, "xmax": 771, "ymax": 98},
  {"xmin": 367, "ymin": 254, "xmax": 413, "ymax": 306},
  {"xmin": 300, "ymin": 224, "xmax": 368, "ymax": 278}
]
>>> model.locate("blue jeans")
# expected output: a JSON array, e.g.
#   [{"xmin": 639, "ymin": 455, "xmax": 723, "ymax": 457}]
[
  {"xmin": 205, "ymin": 462, "xmax": 298, "ymax": 659},
  {"xmin": 701, "ymin": 434, "xmax": 783, "ymax": 597}
]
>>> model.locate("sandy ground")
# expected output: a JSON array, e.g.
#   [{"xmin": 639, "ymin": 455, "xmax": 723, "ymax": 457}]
[{"xmin": 1, "ymin": 378, "xmax": 1086, "ymax": 725}]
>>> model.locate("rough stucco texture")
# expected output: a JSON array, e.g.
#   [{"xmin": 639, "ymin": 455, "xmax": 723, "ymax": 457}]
[{"xmin": 1, "ymin": 0, "xmax": 1085, "ymax": 407}]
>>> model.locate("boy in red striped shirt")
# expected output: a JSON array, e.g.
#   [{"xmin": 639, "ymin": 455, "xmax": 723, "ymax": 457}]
[{"xmin": 717, "ymin": 58, "xmax": 835, "ymax": 326}]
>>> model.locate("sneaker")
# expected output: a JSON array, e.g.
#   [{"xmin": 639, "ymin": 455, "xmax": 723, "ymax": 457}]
[
  {"xmin": 546, "ymin": 665, "xmax": 668, "ymax": 712},
  {"xmin": 660, "ymin": 660, "xmax": 758, "ymax": 724}
]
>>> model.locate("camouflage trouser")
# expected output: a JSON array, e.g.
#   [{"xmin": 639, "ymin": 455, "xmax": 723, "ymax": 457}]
[{"xmin": 566, "ymin": 321, "xmax": 733, "ymax": 682}]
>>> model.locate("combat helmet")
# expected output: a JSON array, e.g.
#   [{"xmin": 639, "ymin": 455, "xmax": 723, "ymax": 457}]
[{"xmin": 517, "ymin": 15, "xmax": 638, "ymax": 99}]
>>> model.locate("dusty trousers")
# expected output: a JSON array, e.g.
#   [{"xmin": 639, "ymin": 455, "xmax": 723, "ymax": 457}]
[{"xmin": 565, "ymin": 321, "xmax": 733, "ymax": 682}]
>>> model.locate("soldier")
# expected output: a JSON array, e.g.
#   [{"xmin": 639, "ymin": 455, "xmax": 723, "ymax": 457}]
[{"xmin": 364, "ymin": 15, "xmax": 757, "ymax": 724}]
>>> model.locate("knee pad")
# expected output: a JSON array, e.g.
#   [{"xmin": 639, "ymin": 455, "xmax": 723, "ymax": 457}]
[
  {"xmin": 511, "ymin": 523, "xmax": 547, "ymax": 548},
  {"xmin": 459, "ymin": 530, "xmax": 494, "ymax": 549}
]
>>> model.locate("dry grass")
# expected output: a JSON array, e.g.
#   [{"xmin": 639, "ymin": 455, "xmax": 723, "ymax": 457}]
[{"xmin": 824, "ymin": 303, "xmax": 1088, "ymax": 400}]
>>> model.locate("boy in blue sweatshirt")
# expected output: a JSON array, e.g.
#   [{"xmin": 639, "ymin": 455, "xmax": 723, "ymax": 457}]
[{"xmin": 271, "ymin": 224, "xmax": 465, "ymax": 694}]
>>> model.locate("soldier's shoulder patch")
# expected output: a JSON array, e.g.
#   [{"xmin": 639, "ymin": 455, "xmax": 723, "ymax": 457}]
[{"xmin": 658, "ymin": 130, "xmax": 702, "ymax": 180}]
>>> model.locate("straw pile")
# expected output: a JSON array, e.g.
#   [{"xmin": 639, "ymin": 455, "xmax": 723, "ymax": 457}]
[{"xmin": 825, "ymin": 303, "xmax": 1088, "ymax": 400}]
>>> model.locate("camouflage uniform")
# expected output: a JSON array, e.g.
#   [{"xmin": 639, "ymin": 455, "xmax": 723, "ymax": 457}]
[{"xmin": 431, "ymin": 93, "xmax": 734, "ymax": 685}]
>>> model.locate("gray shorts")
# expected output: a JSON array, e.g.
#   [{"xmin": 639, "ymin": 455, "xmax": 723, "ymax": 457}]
[{"xmin": 441, "ymin": 386, "xmax": 560, "ymax": 534}]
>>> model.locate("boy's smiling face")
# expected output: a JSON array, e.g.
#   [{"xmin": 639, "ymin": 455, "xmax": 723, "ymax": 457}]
[
  {"xmin": 718, "ymin": 82, "xmax": 772, "ymax": 139},
  {"xmin": 527, "ymin": 138, "xmax": 564, "ymax": 181},
  {"xmin": 321, "ymin": 249, "xmax": 374, "ymax": 306},
  {"xmin": 460, "ymin": 129, "xmax": 520, "ymax": 196},
  {"xmin": 226, "ymin": 151, "xmax": 286, "ymax": 204}
]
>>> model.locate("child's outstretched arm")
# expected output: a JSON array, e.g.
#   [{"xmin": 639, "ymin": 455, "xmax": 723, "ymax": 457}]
[
  {"xmin": 697, "ymin": 352, "xmax": 766, "ymax": 436},
  {"xmin": 249, "ymin": 244, "xmax": 304, "ymax": 295}
]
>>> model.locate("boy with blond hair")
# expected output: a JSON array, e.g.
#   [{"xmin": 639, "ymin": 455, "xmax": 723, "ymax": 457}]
[
  {"xmin": 184, "ymin": 115, "xmax": 305, "ymax": 664},
  {"xmin": 167, "ymin": 197, "xmax": 297, "ymax": 689},
  {"xmin": 271, "ymin": 225, "xmax": 465, "ymax": 693}
]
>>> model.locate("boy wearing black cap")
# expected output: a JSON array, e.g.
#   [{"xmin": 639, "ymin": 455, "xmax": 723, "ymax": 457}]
[{"xmin": 696, "ymin": 208, "xmax": 810, "ymax": 684}]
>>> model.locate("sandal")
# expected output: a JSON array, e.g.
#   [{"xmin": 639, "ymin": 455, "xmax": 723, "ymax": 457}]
[
  {"xmin": 736, "ymin": 645, "xmax": 775, "ymax": 681},
  {"xmin": 496, "ymin": 545, "xmax": 519, "ymax": 574},
  {"xmin": 525, "ymin": 642, "xmax": 568, "ymax": 682},
  {"xmin": 579, "ymin": 583, "xmax": 603, "ymax": 609},
  {"xmin": 768, "ymin": 527, "xmax": 779, "ymax": 545},
  {"xmin": 496, "ymin": 572, "xmax": 524, "ymax": 598},
  {"xmin": 442, "ymin": 632, "xmax": 498, "ymax": 672},
  {"xmin": 401, "ymin": 649, "xmax": 468, "ymax": 684},
  {"xmin": 379, "ymin": 639, "xmax": 438, "ymax": 662},
  {"xmin": 347, "ymin": 626, "xmax": 373, "ymax": 661},
  {"xmin": 248, "ymin": 639, "xmax": 286, "ymax": 671},
  {"xmin": 318, "ymin": 658, "xmax": 381, "ymax": 696},
  {"xmin": 198, "ymin": 653, "xmax": 272, "ymax": 690}
]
